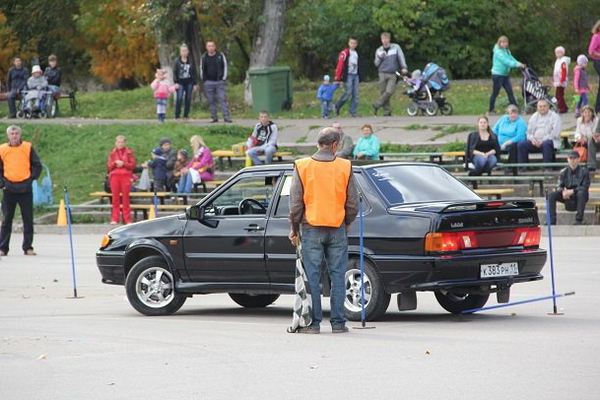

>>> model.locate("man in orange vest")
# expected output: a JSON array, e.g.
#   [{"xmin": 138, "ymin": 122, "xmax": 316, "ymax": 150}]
[
  {"xmin": 289, "ymin": 127, "xmax": 359, "ymax": 333},
  {"xmin": 0, "ymin": 126, "xmax": 42, "ymax": 256}
]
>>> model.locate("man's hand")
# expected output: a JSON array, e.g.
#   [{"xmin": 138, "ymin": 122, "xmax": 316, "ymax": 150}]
[
  {"xmin": 345, "ymin": 224, "xmax": 351, "ymax": 234},
  {"xmin": 532, "ymin": 139, "xmax": 541, "ymax": 148},
  {"xmin": 174, "ymin": 84, "xmax": 180, "ymax": 90},
  {"xmin": 562, "ymin": 188, "xmax": 573, "ymax": 199},
  {"xmin": 141, "ymin": 162, "xmax": 148, "ymax": 169},
  {"xmin": 289, "ymin": 230, "xmax": 299, "ymax": 247},
  {"xmin": 401, "ymin": 68, "xmax": 408, "ymax": 76}
]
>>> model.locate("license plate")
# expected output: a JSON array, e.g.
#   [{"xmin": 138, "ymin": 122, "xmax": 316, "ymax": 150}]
[{"xmin": 480, "ymin": 262, "xmax": 519, "ymax": 278}]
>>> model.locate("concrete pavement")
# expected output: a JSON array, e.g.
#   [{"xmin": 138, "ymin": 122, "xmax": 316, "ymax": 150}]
[{"xmin": 0, "ymin": 234, "xmax": 599, "ymax": 399}]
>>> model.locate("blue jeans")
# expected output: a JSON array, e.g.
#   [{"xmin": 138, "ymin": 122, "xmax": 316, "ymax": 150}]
[
  {"xmin": 320, "ymin": 100, "xmax": 332, "ymax": 117},
  {"xmin": 246, "ymin": 145, "xmax": 277, "ymax": 165},
  {"xmin": 177, "ymin": 173, "xmax": 192, "ymax": 193},
  {"xmin": 175, "ymin": 82, "xmax": 193, "ymax": 118},
  {"xmin": 471, "ymin": 154, "xmax": 498, "ymax": 175},
  {"xmin": 517, "ymin": 139, "xmax": 555, "ymax": 163},
  {"xmin": 576, "ymin": 92, "xmax": 588, "ymax": 112},
  {"xmin": 489, "ymin": 74, "xmax": 517, "ymax": 112},
  {"xmin": 300, "ymin": 224, "xmax": 348, "ymax": 329},
  {"xmin": 335, "ymin": 74, "xmax": 359, "ymax": 116}
]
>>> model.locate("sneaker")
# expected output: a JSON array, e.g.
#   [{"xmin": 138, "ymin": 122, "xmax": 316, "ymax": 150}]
[
  {"xmin": 211, "ymin": 118, "xmax": 218, "ymax": 123},
  {"xmin": 0, "ymin": 250, "xmax": 6, "ymax": 256},
  {"xmin": 383, "ymin": 112, "xmax": 392, "ymax": 117},
  {"xmin": 224, "ymin": 118, "xmax": 233, "ymax": 123},
  {"xmin": 109, "ymin": 221, "xmax": 118, "ymax": 225},
  {"xmin": 372, "ymin": 103, "xmax": 379, "ymax": 116},
  {"xmin": 351, "ymin": 113, "xmax": 361, "ymax": 118},
  {"xmin": 332, "ymin": 326, "xmax": 349, "ymax": 334},
  {"xmin": 573, "ymin": 220, "xmax": 583, "ymax": 226},
  {"xmin": 487, "ymin": 110, "xmax": 496, "ymax": 116},
  {"xmin": 296, "ymin": 327, "xmax": 320, "ymax": 334},
  {"xmin": 24, "ymin": 249, "xmax": 37, "ymax": 256}
]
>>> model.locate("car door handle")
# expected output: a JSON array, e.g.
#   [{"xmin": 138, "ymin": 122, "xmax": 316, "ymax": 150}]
[{"xmin": 244, "ymin": 224, "xmax": 265, "ymax": 232}]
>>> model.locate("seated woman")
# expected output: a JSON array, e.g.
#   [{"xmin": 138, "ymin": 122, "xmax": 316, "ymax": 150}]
[
  {"xmin": 25, "ymin": 65, "xmax": 48, "ymax": 111},
  {"xmin": 492, "ymin": 104, "xmax": 526, "ymax": 164},
  {"xmin": 466, "ymin": 116, "xmax": 501, "ymax": 176},
  {"xmin": 177, "ymin": 135, "xmax": 215, "ymax": 193},
  {"xmin": 169, "ymin": 149, "xmax": 189, "ymax": 191},
  {"xmin": 573, "ymin": 106, "xmax": 598, "ymax": 160},
  {"xmin": 353, "ymin": 124, "xmax": 380, "ymax": 160}
]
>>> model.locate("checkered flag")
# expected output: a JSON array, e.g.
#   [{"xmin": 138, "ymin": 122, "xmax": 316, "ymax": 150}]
[{"xmin": 287, "ymin": 243, "xmax": 313, "ymax": 333}]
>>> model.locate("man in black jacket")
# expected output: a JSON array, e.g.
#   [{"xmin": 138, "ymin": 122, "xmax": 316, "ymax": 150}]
[
  {"xmin": 44, "ymin": 54, "xmax": 62, "ymax": 97},
  {"xmin": 200, "ymin": 41, "xmax": 232, "ymax": 123},
  {"xmin": 6, "ymin": 57, "xmax": 29, "ymax": 119},
  {"xmin": 0, "ymin": 126, "xmax": 42, "ymax": 256},
  {"xmin": 548, "ymin": 150, "xmax": 591, "ymax": 225}
]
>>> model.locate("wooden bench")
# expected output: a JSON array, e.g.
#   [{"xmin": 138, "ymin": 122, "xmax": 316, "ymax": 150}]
[
  {"xmin": 473, "ymin": 188, "xmax": 515, "ymax": 199},
  {"xmin": 0, "ymin": 90, "xmax": 77, "ymax": 112},
  {"xmin": 590, "ymin": 201, "xmax": 600, "ymax": 224},
  {"xmin": 560, "ymin": 131, "xmax": 574, "ymax": 148},
  {"xmin": 89, "ymin": 191, "xmax": 172, "ymax": 205},
  {"xmin": 192, "ymin": 180, "xmax": 226, "ymax": 193},
  {"xmin": 130, "ymin": 204, "xmax": 188, "ymax": 220},
  {"xmin": 380, "ymin": 151, "xmax": 465, "ymax": 164},
  {"xmin": 212, "ymin": 150, "xmax": 292, "ymax": 170},
  {"xmin": 456, "ymin": 175, "xmax": 547, "ymax": 196}
]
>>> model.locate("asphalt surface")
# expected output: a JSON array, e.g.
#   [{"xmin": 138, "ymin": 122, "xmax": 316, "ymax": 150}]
[{"xmin": 1, "ymin": 233, "xmax": 598, "ymax": 399}]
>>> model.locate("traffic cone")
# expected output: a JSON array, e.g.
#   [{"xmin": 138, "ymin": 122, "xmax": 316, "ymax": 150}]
[
  {"xmin": 148, "ymin": 205, "xmax": 156, "ymax": 220},
  {"xmin": 245, "ymin": 154, "xmax": 252, "ymax": 167},
  {"xmin": 57, "ymin": 199, "xmax": 67, "ymax": 226}
]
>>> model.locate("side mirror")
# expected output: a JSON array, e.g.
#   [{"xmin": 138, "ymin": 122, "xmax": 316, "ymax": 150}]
[{"xmin": 186, "ymin": 204, "xmax": 204, "ymax": 221}]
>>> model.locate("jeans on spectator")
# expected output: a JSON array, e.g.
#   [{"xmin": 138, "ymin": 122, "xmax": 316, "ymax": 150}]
[
  {"xmin": 320, "ymin": 100, "xmax": 332, "ymax": 118},
  {"xmin": 374, "ymin": 72, "xmax": 397, "ymax": 115},
  {"xmin": 588, "ymin": 137, "xmax": 599, "ymax": 170},
  {"xmin": 471, "ymin": 154, "xmax": 498, "ymax": 175},
  {"xmin": 576, "ymin": 92, "xmax": 588, "ymax": 113},
  {"xmin": 109, "ymin": 174, "xmax": 132, "ymax": 224},
  {"xmin": 0, "ymin": 190, "xmax": 34, "ymax": 254},
  {"xmin": 594, "ymin": 60, "xmax": 600, "ymax": 113},
  {"xmin": 300, "ymin": 224, "xmax": 348, "ymax": 329},
  {"xmin": 489, "ymin": 74, "xmax": 517, "ymax": 112},
  {"xmin": 246, "ymin": 145, "xmax": 277, "ymax": 165},
  {"xmin": 175, "ymin": 82, "xmax": 193, "ymax": 119},
  {"xmin": 153, "ymin": 179, "xmax": 166, "ymax": 192},
  {"xmin": 177, "ymin": 173, "xmax": 193, "ymax": 193},
  {"xmin": 517, "ymin": 139, "xmax": 555, "ymax": 163},
  {"xmin": 47, "ymin": 85, "xmax": 60, "ymax": 97},
  {"xmin": 548, "ymin": 189, "xmax": 589, "ymax": 224},
  {"xmin": 203, "ymin": 80, "xmax": 231, "ymax": 120},
  {"xmin": 336, "ymin": 74, "xmax": 359, "ymax": 116},
  {"xmin": 7, "ymin": 89, "xmax": 22, "ymax": 118}
]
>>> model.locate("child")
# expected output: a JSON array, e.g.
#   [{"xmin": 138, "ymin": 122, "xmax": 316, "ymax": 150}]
[
  {"xmin": 553, "ymin": 46, "xmax": 570, "ymax": 113},
  {"xmin": 406, "ymin": 69, "xmax": 422, "ymax": 95},
  {"xmin": 151, "ymin": 69, "xmax": 176, "ymax": 122},
  {"xmin": 147, "ymin": 147, "xmax": 168, "ymax": 192},
  {"xmin": 574, "ymin": 55, "xmax": 591, "ymax": 118},
  {"xmin": 316, "ymin": 75, "xmax": 339, "ymax": 118}
]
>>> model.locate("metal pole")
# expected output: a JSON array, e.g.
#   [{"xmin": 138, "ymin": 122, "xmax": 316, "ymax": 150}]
[
  {"xmin": 153, "ymin": 188, "xmax": 158, "ymax": 218},
  {"xmin": 545, "ymin": 189, "xmax": 559, "ymax": 314},
  {"xmin": 359, "ymin": 196, "xmax": 366, "ymax": 326},
  {"xmin": 461, "ymin": 292, "xmax": 575, "ymax": 314},
  {"xmin": 64, "ymin": 187, "xmax": 78, "ymax": 298}
]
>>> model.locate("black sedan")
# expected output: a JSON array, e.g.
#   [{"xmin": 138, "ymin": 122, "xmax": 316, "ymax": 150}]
[{"xmin": 96, "ymin": 163, "xmax": 547, "ymax": 320}]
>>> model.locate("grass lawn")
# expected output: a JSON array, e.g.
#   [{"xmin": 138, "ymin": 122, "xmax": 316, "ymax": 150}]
[{"xmin": 1, "ymin": 77, "xmax": 594, "ymax": 120}]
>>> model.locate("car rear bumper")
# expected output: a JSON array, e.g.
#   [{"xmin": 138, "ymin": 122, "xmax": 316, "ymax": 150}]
[{"xmin": 96, "ymin": 250, "xmax": 125, "ymax": 285}]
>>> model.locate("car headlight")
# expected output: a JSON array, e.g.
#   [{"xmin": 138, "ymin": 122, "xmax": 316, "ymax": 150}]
[{"xmin": 100, "ymin": 235, "xmax": 111, "ymax": 249}]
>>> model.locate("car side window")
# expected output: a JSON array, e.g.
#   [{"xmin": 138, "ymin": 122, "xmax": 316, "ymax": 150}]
[
  {"xmin": 205, "ymin": 174, "xmax": 280, "ymax": 216},
  {"xmin": 273, "ymin": 175, "xmax": 293, "ymax": 218}
]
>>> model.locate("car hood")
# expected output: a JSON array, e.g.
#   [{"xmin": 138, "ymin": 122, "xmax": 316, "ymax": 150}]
[{"xmin": 108, "ymin": 214, "xmax": 187, "ymax": 239}]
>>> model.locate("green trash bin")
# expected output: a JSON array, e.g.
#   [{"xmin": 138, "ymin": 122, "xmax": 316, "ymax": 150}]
[{"xmin": 248, "ymin": 66, "xmax": 293, "ymax": 114}]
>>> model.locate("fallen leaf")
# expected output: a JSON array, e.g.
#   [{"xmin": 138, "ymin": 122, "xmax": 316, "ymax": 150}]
[
  {"xmin": 309, "ymin": 365, "xmax": 318, "ymax": 370},
  {"xmin": 425, "ymin": 350, "xmax": 431, "ymax": 355},
  {"xmin": 37, "ymin": 354, "xmax": 46, "ymax": 360},
  {"xmin": 511, "ymin": 313, "xmax": 517, "ymax": 317}
]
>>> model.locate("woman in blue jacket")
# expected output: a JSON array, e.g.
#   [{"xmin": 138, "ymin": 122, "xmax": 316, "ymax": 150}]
[
  {"xmin": 492, "ymin": 104, "xmax": 527, "ymax": 163},
  {"xmin": 489, "ymin": 36, "xmax": 525, "ymax": 114},
  {"xmin": 353, "ymin": 124, "xmax": 380, "ymax": 160}
]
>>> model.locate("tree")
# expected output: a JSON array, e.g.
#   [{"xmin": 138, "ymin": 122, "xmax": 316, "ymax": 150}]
[{"xmin": 244, "ymin": 0, "xmax": 287, "ymax": 104}]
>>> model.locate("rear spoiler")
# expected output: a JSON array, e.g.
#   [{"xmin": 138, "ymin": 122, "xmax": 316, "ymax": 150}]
[{"xmin": 414, "ymin": 199, "xmax": 537, "ymax": 213}]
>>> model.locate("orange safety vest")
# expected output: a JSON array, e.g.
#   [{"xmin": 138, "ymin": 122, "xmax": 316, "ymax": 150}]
[
  {"xmin": 295, "ymin": 156, "xmax": 352, "ymax": 228},
  {"xmin": 0, "ymin": 141, "xmax": 32, "ymax": 183}
]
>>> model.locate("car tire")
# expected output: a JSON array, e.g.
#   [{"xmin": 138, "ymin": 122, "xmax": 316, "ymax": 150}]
[
  {"xmin": 434, "ymin": 290, "xmax": 490, "ymax": 314},
  {"xmin": 125, "ymin": 256, "xmax": 186, "ymax": 316},
  {"xmin": 228, "ymin": 293, "xmax": 280, "ymax": 308},
  {"xmin": 344, "ymin": 258, "xmax": 390, "ymax": 321}
]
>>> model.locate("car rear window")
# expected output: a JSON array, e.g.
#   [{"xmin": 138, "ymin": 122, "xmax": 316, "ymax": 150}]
[{"xmin": 365, "ymin": 165, "xmax": 480, "ymax": 205}]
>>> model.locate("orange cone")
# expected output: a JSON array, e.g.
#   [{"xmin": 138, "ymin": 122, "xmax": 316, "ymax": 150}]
[{"xmin": 57, "ymin": 199, "xmax": 67, "ymax": 226}]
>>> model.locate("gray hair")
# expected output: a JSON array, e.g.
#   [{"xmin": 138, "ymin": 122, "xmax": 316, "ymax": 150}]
[
  {"xmin": 537, "ymin": 98, "xmax": 549, "ymax": 106},
  {"xmin": 6, "ymin": 125, "xmax": 22, "ymax": 135},
  {"xmin": 317, "ymin": 127, "xmax": 340, "ymax": 147},
  {"xmin": 505, "ymin": 105, "xmax": 519, "ymax": 114}
]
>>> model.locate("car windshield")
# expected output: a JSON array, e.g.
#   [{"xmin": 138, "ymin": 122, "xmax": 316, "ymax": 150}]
[{"xmin": 365, "ymin": 164, "xmax": 480, "ymax": 205}]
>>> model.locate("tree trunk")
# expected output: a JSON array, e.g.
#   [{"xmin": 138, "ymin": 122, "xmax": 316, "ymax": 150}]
[
  {"xmin": 155, "ymin": 28, "xmax": 175, "ymax": 81},
  {"xmin": 244, "ymin": 0, "xmax": 287, "ymax": 105},
  {"xmin": 185, "ymin": 8, "xmax": 204, "ymax": 104}
]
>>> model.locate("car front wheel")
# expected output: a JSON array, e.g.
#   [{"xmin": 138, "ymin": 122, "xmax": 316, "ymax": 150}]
[
  {"xmin": 344, "ymin": 258, "xmax": 390, "ymax": 321},
  {"xmin": 125, "ymin": 256, "xmax": 186, "ymax": 316},
  {"xmin": 434, "ymin": 290, "xmax": 489, "ymax": 314},
  {"xmin": 229, "ymin": 293, "xmax": 280, "ymax": 308}
]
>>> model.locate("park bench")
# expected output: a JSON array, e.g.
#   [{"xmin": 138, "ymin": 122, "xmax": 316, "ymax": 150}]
[
  {"xmin": 212, "ymin": 150, "xmax": 293, "ymax": 171},
  {"xmin": 0, "ymin": 90, "xmax": 77, "ymax": 113},
  {"xmin": 473, "ymin": 188, "xmax": 515, "ymax": 199},
  {"xmin": 456, "ymin": 175, "xmax": 548, "ymax": 196},
  {"xmin": 192, "ymin": 179, "xmax": 226, "ymax": 193},
  {"xmin": 89, "ymin": 191, "xmax": 172, "ymax": 205},
  {"xmin": 380, "ymin": 151, "xmax": 466, "ymax": 164}
]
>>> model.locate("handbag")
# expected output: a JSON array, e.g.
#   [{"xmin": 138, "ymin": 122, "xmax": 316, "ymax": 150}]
[
  {"xmin": 573, "ymin": 143, "xmax": 588, "ymax": 162},
  {"xmin": 32, "ymin": 163, "xmax": 54, "ymax": 206},
  {"xmin": 136, "ymin": 168, "xmax": 151, "ymax": 191}
]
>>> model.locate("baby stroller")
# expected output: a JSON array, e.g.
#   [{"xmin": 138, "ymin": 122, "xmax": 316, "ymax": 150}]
[
  {"xmin": 17, "ymin": 88, "xmax": 52, "ymax": 119},
  {"xmin": 401, "ymin": 62, "xmax": 453, "ymax": 116},
  {"xmin": 521, "ymin": 66, "xmax": 557, "ymax": 114}
]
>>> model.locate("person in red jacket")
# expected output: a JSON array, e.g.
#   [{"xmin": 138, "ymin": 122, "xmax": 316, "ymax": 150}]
[
  {"xmin": 334, "ymin": 37, "xmax": 360, "ymax": 117},
  {"xmin": 107, "ymin": 135, "xmax": 136, "ymax": 224}
]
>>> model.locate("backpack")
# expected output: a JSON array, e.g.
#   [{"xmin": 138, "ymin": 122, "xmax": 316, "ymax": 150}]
[{"xmin": 32, "ymin": 163, "xmax": 54, "ymax": 206}]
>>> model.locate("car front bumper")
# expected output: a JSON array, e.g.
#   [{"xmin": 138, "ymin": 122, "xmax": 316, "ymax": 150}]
[{"xmin": 96, "ymin": 250, "xmax": 126, "ymax": 285}]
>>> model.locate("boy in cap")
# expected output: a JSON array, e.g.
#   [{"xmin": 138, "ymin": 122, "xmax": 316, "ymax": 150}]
[
  {"xmin": 548, "ymin": 150, "xmax": 590, "ymax": 225},
  {"xmin": 317, "ymin": 75, "xmax": 339, "ymax": 119},
  {"xmin": 147, "ymin": 147, "xmax": 168, "ymax": 192}
]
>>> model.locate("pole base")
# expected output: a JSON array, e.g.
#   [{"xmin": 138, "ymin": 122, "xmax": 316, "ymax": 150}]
[
  {"xmin": 353, "ymin": 326, "xmax": 376, "ymax": 329},
  {"xmin": 66, "ymin": 296, "xmax": 85, "ymax": 299},
  {"xmin": 547, "ymin": 312, "xmax": 564, "ymax": 315}
]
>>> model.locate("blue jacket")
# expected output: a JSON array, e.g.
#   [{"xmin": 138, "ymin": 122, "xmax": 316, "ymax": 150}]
[
  {"xmin": 317, "ymin": 83, "xmax": 339, "ymax": 101},
  {"xmin": 492, "ymin": 115, "xmax": 527, "ymax": 146},
  {"xmin": 491, "ymin": 45, "xmax": 520, "ymax": 76},
  {"xmin": 353, "ymin": 135, "xmax": 380, "ymax": 160},
  {"xmin": 148, "ymin": 157, "xmax": 167, "ymax": 180}
]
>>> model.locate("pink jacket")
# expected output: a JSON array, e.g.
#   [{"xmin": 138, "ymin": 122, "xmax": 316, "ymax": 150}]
[
  {"xmin": 589, "ymin": 32, "xmax": 600, "ymax": 61},
  {"xmin": 187, "ymin": 147, "xmax": 215, "ymax": 181},
  {"xmin": 151, "ymin": 79, "xmax": 175, "ymax": 99}
]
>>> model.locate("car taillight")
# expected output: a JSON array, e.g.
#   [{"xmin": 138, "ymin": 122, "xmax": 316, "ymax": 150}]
[{"xmin": 425, "ymin": 227, "xmax": 541, "ymax": 253}]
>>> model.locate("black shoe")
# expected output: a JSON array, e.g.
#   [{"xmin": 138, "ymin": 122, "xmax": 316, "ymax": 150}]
[
  {"xmin": 332, "ymin": 326, "xmax": 349, "ymax": 334},
  {"xmin": 383, "ymin": 112, "xmax": 392, "ymax": 117},
  {"xmin": 573, "ymin": 220, "xmax": 583, "ymax": 226},
  {"xmin": 211, "ymin": 118, "xmax": 218, "ymax": 123},
  {"xmin": 351, "ymin": 113, "xmax": 361, "ymax": 118},
  {"xmin": 335, "ymin": 104, "xmax": 340, "ymax": 116},
  {"xmin": 372, "ymin": 103, "xmax": 378, "ymax": 116},
  {"xmin": 296, "ymin": 327, "xmax": 320, "ymax": 334},
  {"xmin": 224, "ymin": 118, "xmax": 233, "ymax": 123}
]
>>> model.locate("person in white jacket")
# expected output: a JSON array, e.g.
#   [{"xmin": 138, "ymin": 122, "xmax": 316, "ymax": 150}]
[
  {"xmin": 517, "ymin": 99, "xmax": 562, "ymax": 164},
  {"xmin": 553, "ymin": 46, "xmax": 571, "ymax": 114}
]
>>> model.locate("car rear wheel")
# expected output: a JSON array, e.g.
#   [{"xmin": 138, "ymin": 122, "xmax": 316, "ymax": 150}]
[
  {"xmin": 434, "ymin": 290, "xmax": 489, "ymax": 314},
  {"xmin": 344, "ymin": 258, "xmax": 390, "ymax": 321},
  {"xmin": 229, "ymin": 293, "xmax": 280, "ymax": 308},
  {"xmin": 125, "ymin": 256, "xmax": 186, "ymax": 316}
]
